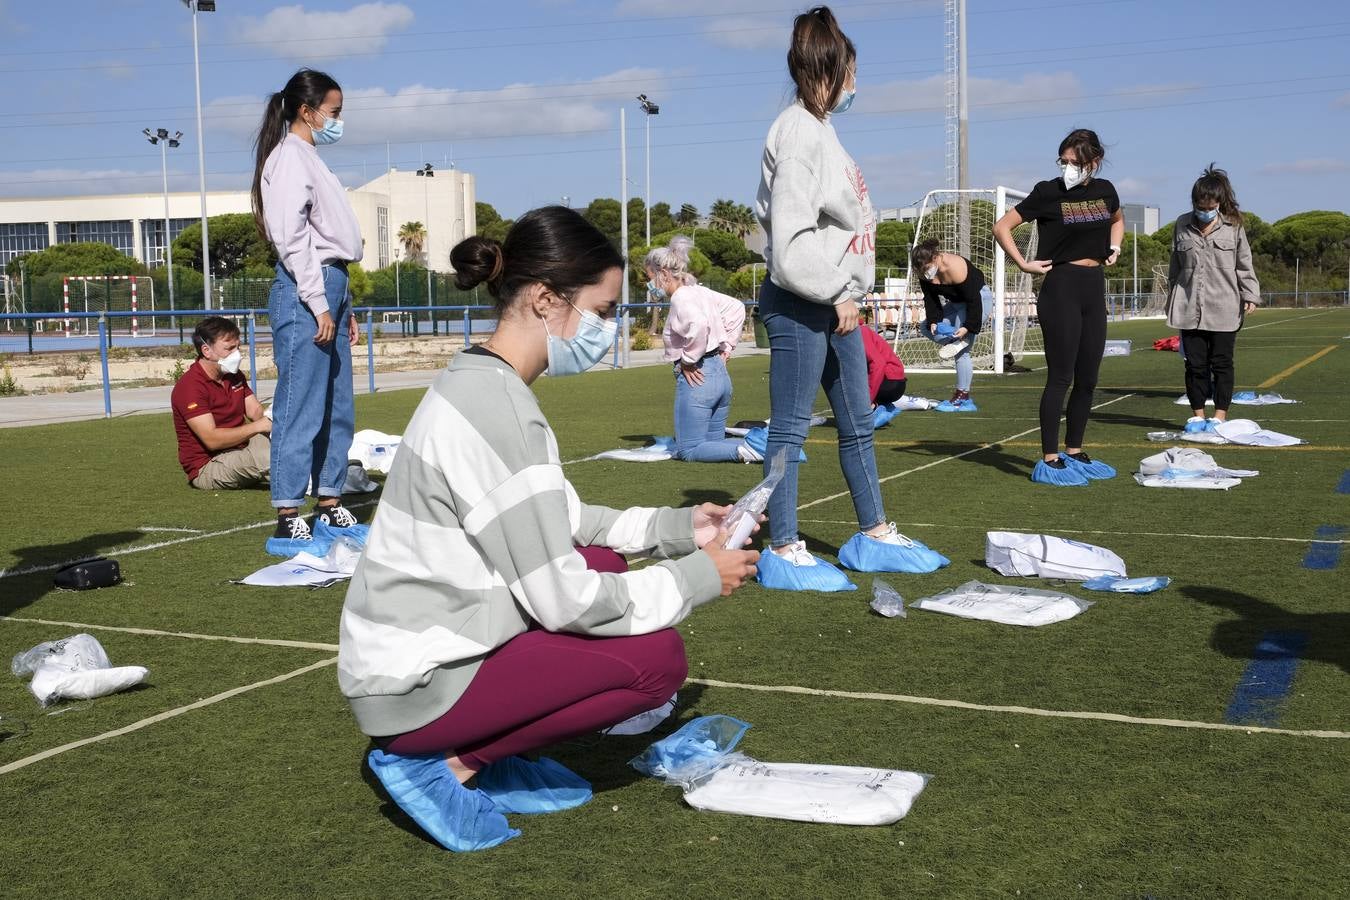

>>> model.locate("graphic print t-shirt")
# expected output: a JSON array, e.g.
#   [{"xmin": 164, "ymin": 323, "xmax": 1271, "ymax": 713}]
[{"xmin": 1014, "ymin": 178, "xmax": 1120, "ymax": 264}]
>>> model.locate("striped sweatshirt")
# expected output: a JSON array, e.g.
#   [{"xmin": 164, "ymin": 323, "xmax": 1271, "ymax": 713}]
[{"xmin": 338, "ymin": 351, "xmax": 723, "ymax": 738}]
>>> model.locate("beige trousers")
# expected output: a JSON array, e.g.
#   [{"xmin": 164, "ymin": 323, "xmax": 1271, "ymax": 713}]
[{"xmin": 191, "ymin": 432, "xmax": 271, "ymax": 490}]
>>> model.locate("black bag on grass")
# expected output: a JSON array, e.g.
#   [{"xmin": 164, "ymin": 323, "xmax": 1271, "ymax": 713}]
[{"xmin": 53, "ymin": 558, "xmax": 121, "ymax": 591}]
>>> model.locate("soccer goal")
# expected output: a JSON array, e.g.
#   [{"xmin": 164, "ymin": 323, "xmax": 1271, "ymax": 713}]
[
  {"xmin": 871, "ymin": 187, "xmax": 1041, "ymax": 375},
  {"xmin": 62, "ymin": 275, "xmax": 156, "ymax": 338}
]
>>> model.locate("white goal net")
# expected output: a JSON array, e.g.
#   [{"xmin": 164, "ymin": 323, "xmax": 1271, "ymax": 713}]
[
  {"xmin": 869, "ymin": 187, "xmax": 1041, "ymax": 374},
  {"xmin": 62, "ymin": 275, "xmax": 156, "ymax": 337}
]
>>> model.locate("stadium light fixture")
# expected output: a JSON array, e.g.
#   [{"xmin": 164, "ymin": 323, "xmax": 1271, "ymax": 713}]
[
  {"xmin": 181, "ymin": 0, "xmax": 215, "ymax": 308},
  {"xmin": 145, "ymin": 126, "xmax": 185, "ymax": 315},
  {"xmin": 636, "ymin": 95, "xmax": 659, "ymax": 246},
  {"xmin": 417, "ymin": 164, "xmax": 434, "ymax": 305}
]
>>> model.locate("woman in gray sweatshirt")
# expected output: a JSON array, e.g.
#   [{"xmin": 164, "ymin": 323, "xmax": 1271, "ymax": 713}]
[{"xmin": 752, "ymin": 6, "xmax": 949, "ymax": 589}]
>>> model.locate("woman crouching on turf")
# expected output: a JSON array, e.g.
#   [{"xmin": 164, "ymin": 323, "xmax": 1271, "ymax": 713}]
[
  {"xmin": 1166, "ymin": 164, "xmax": 1260, "ymax": 434},
  {"xmin": 647, "ymin": 235, "xmax": 757, "ymax": 463},
  {"xmin": 338, "ymin": 207, "xmax": 760, "ymax": 852},
  {"xmin": 993, "ymin": 128, "xmax": 1124, "ymax": 486},
  {"xmin": 911, "ymin": 238, "xmax": 991, "ymax": 413}
]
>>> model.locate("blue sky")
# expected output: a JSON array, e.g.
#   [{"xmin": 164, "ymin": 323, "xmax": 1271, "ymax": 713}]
[{"xmin": 1, "ymin": 0, "xmax": 1347, "ymax": 226}]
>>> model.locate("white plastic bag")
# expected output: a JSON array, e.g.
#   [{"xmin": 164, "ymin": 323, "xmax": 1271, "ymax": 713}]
[
  {"xmin": 12, "ymin": 634, "xmax": 148, "ymax": 707},
  {"xmin": 912, "ymin": 580, "xmax": 1092, "ymax": 627},
  {"xmin": 601, "ymin": 694, "xmax": 677, "ymax": 736},
  {"xmin": 985, "ymin": 532, "xmax": 1126, "ymax": 581},
  {"xmin": 1213, "ymin": 419, "xmax": 1304, "ymax": 447}
]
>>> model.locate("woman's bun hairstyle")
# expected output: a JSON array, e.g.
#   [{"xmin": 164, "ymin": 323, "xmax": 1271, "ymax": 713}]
[
  {"xmin": 910, "ymin": 237, "xmax": 941, "ymax": 269},
  {"xmin": 451, "ymin": 237, "xmax": 504, "ymax": 293}
]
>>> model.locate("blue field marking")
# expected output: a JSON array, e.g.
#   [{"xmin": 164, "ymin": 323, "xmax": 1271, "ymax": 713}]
[
  {"xmin": 1225, "ymin": 631, "xmax": 1307, "ymax": 726},
  {"xmin": 1302, "ymin": 525, "xmax": 1347, "ymax": 570},
  {"xmin": 1337, "ymin": 470, "xmax": 1350, "ymax": 494}
]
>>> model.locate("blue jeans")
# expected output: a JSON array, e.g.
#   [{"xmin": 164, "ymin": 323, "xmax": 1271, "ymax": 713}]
[
  {"xmin": 268, "ymin": 263, "xmax": 354, "ymax": 509},
  {"xmin": 759, "ymin": 279, "xmax": 885, "ymax": 548},
  {"xmin": 925, "ymin": 286, "xmax": 991, "ymax": 392},
  {"xmin": 673, "ymin": 353, "xmax": 744, "ymax": 462}
]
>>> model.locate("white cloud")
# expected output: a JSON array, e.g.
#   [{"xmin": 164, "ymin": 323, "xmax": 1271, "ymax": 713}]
[
  {"xmin": 704, "ymin": 15, "xmax": 790, "ymax": 50},
  {"xmin": 1334, "ymin": 93, "xmax": 1350, "ymax": 108},
  {"xmin": 1257, "ymin": 158, "xmax": 1350, "ymax": 176},
  {"xmin": 206, "ymin": 68, "xmax": 669, "ymax": 143},
  {"xmin": 861, "ymin": 72, "xmax": 1082, "ymax": 116},
  {"xmin": 95, "ymin": 60, "xmax": 137, "ymax": 81},
  {"xmin": 233, "ymin": 3, "xmax": 414, "ymax": 60},
  {"xmin": 616, "ymin": 0, "xmax": 792, "ymax": 50}
]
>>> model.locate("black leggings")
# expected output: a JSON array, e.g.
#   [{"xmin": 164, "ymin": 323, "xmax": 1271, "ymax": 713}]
[
  {"xmin": 1181, "ymin": 329, "xmax": 1237, "ymax": 412},
  {"xmin": 875, "ymin": 377, "xmax": 907, "ymax": 406},
  {"xmin": 1036, "ymin": 265, "xmax": 1107, "ymax": 455}
]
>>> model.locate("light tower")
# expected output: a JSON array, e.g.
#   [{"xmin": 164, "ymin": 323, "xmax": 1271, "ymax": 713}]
[{"xmin": 143, "ymin": 127, "xmax": 183, "ymax": 314}]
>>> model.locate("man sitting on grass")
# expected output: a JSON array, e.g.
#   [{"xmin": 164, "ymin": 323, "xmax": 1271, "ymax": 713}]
[{"xmin": 171, "ymin": 316, "xmax": 271, "ymax": 491}]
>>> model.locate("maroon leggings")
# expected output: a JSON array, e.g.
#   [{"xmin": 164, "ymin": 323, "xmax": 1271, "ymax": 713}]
[{"xmin": 384, "ymin": 547, "xmax": 688, "ymax": 769}]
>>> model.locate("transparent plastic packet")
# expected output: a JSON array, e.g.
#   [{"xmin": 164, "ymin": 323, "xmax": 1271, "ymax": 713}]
[
  {"xmin": 870, "ymin": 578, "xmax": 908, "ymax": 618},
  {"xmin": 723, "ymin": 450, "xmax": 786, "ymax": 550}
]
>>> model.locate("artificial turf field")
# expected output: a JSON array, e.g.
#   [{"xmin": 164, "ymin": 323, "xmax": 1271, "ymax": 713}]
[{"xmin": 1, "ymin": 307, "xmax": 1346, "ymax": 898}]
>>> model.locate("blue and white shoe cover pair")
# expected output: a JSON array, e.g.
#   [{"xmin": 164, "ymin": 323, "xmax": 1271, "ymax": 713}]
[
  {"xmin": 265, "ymin": 518, "xmax": 370, "ymax": 559},
  {"xmin": 1031, "ymin": 453, "xmax": 1116, "ymax": 486},
  {"xmin": 934, "ymin": 398, "xmax": 977, "ymax": 413},
  {"xmin": 1184, "ymin": 416, "xmax": 1219, "ymax": 434},
  {"xmin": 743, "ymin": 426, "xmax": 807, "ymax": 462},
  {"xmin": 838, "ymin": 524, "xmax": 950, "ymax": 574},
  {"xmin": 1062, "ymin": 452, "xmax": 1116, "ymax": 480},
  {"xmin": 872, "ymin": 403, "xmax": 900, "ymax": 429},
  {"xmin": 367, "ymin": 749, "xmax": 591, "ymax": 852}
]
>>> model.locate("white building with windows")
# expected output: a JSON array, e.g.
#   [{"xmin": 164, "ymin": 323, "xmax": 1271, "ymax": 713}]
[{"xmin": 0, "ymin": 167, "xmax": 476, "ymax": 273}]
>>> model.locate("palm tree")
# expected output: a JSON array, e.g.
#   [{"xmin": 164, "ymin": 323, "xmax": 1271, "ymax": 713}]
[
  {"xmin": 708, "ymin": 199, "xmax": 756, "ymax": 239},
  {"xmin": 398, "ymin": 221, "xmax": 426, "ymax": 263}
]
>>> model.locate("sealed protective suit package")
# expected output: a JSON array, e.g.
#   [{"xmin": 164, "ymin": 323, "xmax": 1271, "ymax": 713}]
[
  {"xmin": 632, "ymin": 715, "xmax": 929, "ymax": 826},
  {"xmin": 985, "ymin": 532, "xmax": 1126, "ymax": 581},
  {"xmin": 911, "ymin": 580, "xmax": 1093, "ymax": 627},
  {"xmin": 723, "ymin": 451, "xmax": 786, "ymax": 549}
]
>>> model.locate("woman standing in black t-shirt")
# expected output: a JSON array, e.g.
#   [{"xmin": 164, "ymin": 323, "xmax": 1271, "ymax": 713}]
[{"xmin": 993, "ymin": 128, "xmax": 1125, "ymax": 486}]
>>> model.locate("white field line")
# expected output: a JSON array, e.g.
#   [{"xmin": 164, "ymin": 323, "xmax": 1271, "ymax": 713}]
[
  {"xmin": 0, "ymin": 616, "xmax": 339, "ymax": 652},
  {"xmin": 0, "ymin": 499, "xmax": 378, "ymax": 581},
  {"xmin": 687, "ymin": 678, "xmax": 1350, "ymax": 740},
  {"xmin": 1242, "ymin": 311, "xmax": 1331, "ymax": 331},
  {"xmin": 795, "ymin": 520, "xmax": 1350, "ymax": 544},
  {"xmin": 798, "ymin": 393, "xmax": 1135, "ymax": 511},
  {"xmin": 0, "ymin": 656, "xmax": 339, "ymax": 776},
  {"xmin": 137, "ymin": 526, "xmax": 203, "ymax": 534}
]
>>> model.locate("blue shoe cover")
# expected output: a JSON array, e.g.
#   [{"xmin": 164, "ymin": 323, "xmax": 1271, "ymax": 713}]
[
  {"xmin": 1062, "ymin": 454, "xmax": 1117, "ymax": 480},
  {"xmin": 1183, "ymin": 417, "xmax": 1215, "ymax": 434},
  {"xmin": 1082, "ymin": 575, "xmax": 1171, "ymax": 594},
  {"xmin": 313, "ymin": 519, "xmax": 371, "ymax": 548},
  {"xmin": 744, "ymin": 427, "xmax": 807, "ymax": 462},
  {"xmin": 1030, "ymin": 459, "xmax": 1090, "ymax": 486},
  {"xmin": 837, "ymin": 531, "xmax": 950, "ymax": 573},
  {"xmin": 872, "ymin": 403, "xmax": 900, "ymax": 429},
  {"xmin": 755, "ymin": 546, "xmax": 856, "ymax": 592},
  {"xmin": 630, "ymin": 715, "xmax": 750, "ymax": 785},
  {"xmin": 265, "ymin": 536, "xmax": 317, "ymax": 558},
  {"xmin": 652, "ymin": 435, "xmax": 676, "ymax": 451},
  {"xmin": 367, "ymin": 749, "xmax": 520, "ymax": 852},
  {"xmin": 476, "ymin": 756, "xmax": 592, "ymax": 815},
  {"xmin": 934, "ymin": 321, "xmax": 957, "ymax": 337},
  {"xmin": 1232, "ymin": 391, "xmax": 1257, "ymax": 403},
  {"xmin": 935, "ymin": 399, "xmax": 976, "ymax": 412}
]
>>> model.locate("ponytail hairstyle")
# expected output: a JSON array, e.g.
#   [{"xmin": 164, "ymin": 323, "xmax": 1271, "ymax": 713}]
[
  {"xmin": 1191, "ymin": 163, "xmax": 1242, "ymax": 226},
  {"xmin": 910, "ymin": 238, "xmax": 942, "ymax": 271},
  {"xmin": 643, "ymin": 235, "xmax": 697, "ymax": 287},
  {"xmin": 1057, "ymin": 128, "xmax": 1106, "ymax": 183},
  {"xmin": 451, "ymin": 206, "xmax": 625, "ymax": 315},
  {"xmin": 251, "ymin": 68, "xmax": 342, "ymax": 241},
  {"xmin": 787, "ymin": 6, "xmax": 856, "ymax": 120}
]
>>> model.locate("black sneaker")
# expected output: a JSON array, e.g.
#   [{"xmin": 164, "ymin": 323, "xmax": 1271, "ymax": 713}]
[
  {"xmin": 266, "ymin": 513, "xmax": 314, "ymax": 557},
  {"xmin": 312, "ymin": 503, "xmax": 359, "ymax": 529}
]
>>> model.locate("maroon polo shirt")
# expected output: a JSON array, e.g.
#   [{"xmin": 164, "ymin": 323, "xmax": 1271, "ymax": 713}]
[{"xmin": 170, "ymin": 361, "xmax": 254, "ymax": 480}]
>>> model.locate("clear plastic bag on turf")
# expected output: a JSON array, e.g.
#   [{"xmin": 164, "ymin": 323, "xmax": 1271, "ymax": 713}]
[
  {"xmin": 629, "ymin": 715, "xmax": 751, "ymax": 788},
  {"xmin": 870, "ymin": 578, "xmax": 908, "ymax": 618},
  {"xmin": 11, "ymin": 633, "xmax": 148, "ymax": 707},
  {"xmin": 723, "ymin": 450, "xmax": 786, "ymax": 549}
]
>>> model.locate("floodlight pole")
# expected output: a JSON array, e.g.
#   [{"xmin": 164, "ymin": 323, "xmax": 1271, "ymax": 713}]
[
  {"xmin": 183, "ymin": 0, "xmax": 215, "ymax": 309},
  {"xmin": 620, "ymin": 108, "xmax": 629, "ymax": 310},
  {"xmin": 1132, "ymin": 223, "xmax": 1138, "ymax": 299},
  {"xmin": 637, "ymin": 95, "xmax": 659, "ymax": 246},
  {"xmin": 146, "ymin": 128, "xmax": 184, "ymax": 315}
]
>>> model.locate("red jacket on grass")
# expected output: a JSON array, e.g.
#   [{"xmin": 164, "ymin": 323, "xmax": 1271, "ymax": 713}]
[{"xmin": 860, "ymin": 325, "xmax": 906, "ymax": 405}]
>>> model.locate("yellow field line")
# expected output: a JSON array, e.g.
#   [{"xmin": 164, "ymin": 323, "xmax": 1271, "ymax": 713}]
[{"xmin": 1258, "ymin": 345, "xmax": 1338, "ymax": 389}]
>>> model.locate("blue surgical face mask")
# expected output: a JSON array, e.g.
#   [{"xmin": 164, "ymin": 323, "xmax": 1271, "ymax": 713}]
[
  {"xmin": 647, "ymin": 280, "xmax": 668, "ymax": 302},
  {"xmin": 311, "ymin": 115, "xmax": 343, "ymax": 145},
  {"xmin": 832, "ymin": 87, "xmax": 856, "ymax": 115},
  {"xmin": 546, "ymin": 301, "xmax": 618, "ymax": 377},
  {"xmin": 1194, "ymin": 207, "xmax": 1219, "ymax": 223}
]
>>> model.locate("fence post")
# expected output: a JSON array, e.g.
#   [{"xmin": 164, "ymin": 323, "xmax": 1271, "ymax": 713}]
[
  {"xmin": 462, "ymin": 308, "xmax": 471, "ymax": 350},
  {"xmin": 366, "ymin": 309, "xmax": 376, "ymax": 395},
  {"xmin": 98, "ymin": 313, "xmax": 112, "ymax": 419},
  {"xmin": 611, "ymin": 304, "xmax": 622, "ymax": 369},
  {"xmin": 247, "ymin": 312, "xmax": 258, "ymax": 395},
  {"xmin": 26, "ymin": 317, "xmax": 33, "ymax": 355}
]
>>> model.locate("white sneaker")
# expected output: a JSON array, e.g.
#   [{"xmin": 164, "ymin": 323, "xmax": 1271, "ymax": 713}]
[
  {"xmin": 736, "ymin": 442, "xmax": 764, "ymax": 463},
  {"xmin": 772, "ymin": 540, "xmax": 817, "ymax": 567},
  {"xmin": 866, "ymin": 523, "xmax": 917, "ymax": 548},
  {"xmin": 938, "ymin": 339, "xmax": 969, "ymax": 360}
]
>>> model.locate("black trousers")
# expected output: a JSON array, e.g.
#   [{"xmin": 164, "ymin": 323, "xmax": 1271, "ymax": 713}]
[
  {"xmin": 875, "ymin": 377, "xmax": 907, "ymax": 406},
  {"xmin": 1036, "ymin": 265, "xmax": 1107, "ymax": 455},
  {"xmin": 1181, "ymin": 329, "xmax": 1237, "ymax": 412}
]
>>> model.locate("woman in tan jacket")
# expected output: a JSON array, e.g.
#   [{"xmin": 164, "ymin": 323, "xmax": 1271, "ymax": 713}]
[{"xmin": 1165, "ymin": 164, "xmax": 1261, "ymax": 433}]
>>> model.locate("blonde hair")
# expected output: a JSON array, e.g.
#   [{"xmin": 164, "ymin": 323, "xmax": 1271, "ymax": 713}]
[{"xmin": 643, "ymin": 235, "xmax": 696, "ymax": 286}]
